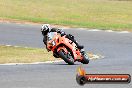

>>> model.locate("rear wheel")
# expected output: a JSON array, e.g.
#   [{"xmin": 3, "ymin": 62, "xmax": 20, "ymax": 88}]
[
  {"xmin": 81, "ymin": 51, "xmax": 89, "ymax": 64},
  {"xmin": 58, "ymin": 50, "xmax": 74, "ymax": 65}
]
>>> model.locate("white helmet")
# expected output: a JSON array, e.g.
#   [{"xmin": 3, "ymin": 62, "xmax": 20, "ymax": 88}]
[{"xmin": 41, "ymin": 24, "xmax": 51, "ymax": 32}]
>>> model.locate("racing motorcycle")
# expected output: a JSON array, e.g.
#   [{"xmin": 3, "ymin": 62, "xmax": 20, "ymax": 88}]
[{"xmin": 46, "ymin": 32, "xmax": 89, "ymax": 65}]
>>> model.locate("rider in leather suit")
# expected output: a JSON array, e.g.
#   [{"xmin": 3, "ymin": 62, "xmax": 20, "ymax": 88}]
[{"xmin": 41, "ymin": 24, "xmax": 84, "ymax": 50}]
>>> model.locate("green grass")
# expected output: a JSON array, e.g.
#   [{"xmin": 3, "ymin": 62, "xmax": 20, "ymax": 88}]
[
  {"xmin": 0, "ymin": 45, "xmax": 55, "ymax": 64},
  {"xmin": 0, "ymin": 0, "xmax": 132, "ymax": 31}
]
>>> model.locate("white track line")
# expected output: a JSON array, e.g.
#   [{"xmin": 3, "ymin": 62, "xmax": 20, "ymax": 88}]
[
  {"xmin": 4, "ymin": 45, "xmax": 30, "ymax": 48},
  {"xmin": 117, "ymin": 31, "xmax": 130, "ymax": 33},
  {"xmin": 87, "ymin": 29, "xmax": 130, "ymax": 34},
  {"xmin": 0, "ymin": 60, "xmax": 64, "ymax": 65},
  {"xmin": 63, "ymin": 28, "xmax": 130, "ymax": 34},
  {"xmin": 5, "ymin": 45, "xmax": 12, "ymax": 47},
  {"xmin": 105, "ymin": 30, "xmax": 114, "ymax": 32},
  {"xmin": 88, "ymin": 29, "xmax": 102, "ymax": 32}
]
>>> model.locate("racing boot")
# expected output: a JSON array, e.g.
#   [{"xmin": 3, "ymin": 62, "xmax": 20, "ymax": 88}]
[
  {"xmin": 66, "ymin": 34, "xmax": 84, "ymax": 49},
  {"xmin": 76, "ymin": 43, "xmax": 84, "ymax": 49}
]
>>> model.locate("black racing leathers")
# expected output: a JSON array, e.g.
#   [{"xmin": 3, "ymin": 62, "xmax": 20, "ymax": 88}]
[{"xmin": 41, "ymin": 28, "xmax": 84, "ymax": 50}]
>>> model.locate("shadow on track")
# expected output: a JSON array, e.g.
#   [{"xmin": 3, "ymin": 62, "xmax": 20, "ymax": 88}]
[{"xmin": 52, "ymin": 63, "xmax": 81, "ymax": 66}]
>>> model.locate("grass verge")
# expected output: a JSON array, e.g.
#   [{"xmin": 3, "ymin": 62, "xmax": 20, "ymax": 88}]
[
  {"xmin": 0, "ymin": 45, "xmax": 104, "ymax": 64},
  {"xmin": 0, "ymin": 0, "xmax": 132, "ymax": 31},
  {"xmin": 0, "ymin": 45, "xmax": 55, "ymax": 64}
]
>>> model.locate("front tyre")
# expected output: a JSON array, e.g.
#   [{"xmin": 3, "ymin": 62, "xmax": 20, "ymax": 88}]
[{"xmin": 58, "ymin": 50, "xmax": 74, "ymax": 65}]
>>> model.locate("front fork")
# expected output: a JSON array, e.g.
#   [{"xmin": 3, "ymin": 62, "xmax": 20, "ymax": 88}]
[{"xmin": 80, "ymin": 49, "xmax": 89, "ymax": 59}]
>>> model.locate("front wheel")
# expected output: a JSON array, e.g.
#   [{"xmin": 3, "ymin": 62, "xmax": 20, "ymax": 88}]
[{"xmin": 58, "ymin": 50, "xmax": 74, "ymax": 65}]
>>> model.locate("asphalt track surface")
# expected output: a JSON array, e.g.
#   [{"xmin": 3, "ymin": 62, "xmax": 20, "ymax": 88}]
[{"xmin": 0, "ymin": 22, "xmax": 132, "ymax": 88}]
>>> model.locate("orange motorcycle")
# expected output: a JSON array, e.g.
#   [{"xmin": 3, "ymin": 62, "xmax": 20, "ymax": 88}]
[{"xmin": 46, "ymin": 32, "xmax": 89, "ymax": 65}]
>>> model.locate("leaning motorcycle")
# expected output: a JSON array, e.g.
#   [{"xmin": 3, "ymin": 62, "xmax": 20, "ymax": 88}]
[{"xmin": 46, "ymin": 32, "xmax": 89, "ymax": 65}]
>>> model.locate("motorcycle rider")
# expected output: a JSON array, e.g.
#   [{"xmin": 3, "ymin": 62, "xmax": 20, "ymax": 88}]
[{"xmin": 41, "ymin": 24, "xmax": 84, "ymax": 50}]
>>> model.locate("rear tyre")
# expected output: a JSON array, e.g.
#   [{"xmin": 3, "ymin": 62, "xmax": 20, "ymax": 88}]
[
  {"xmin": 58, "ymin": 50, "xmax": 74, "ymax": 65},
  {"xmin": 81, "ymin": 51, "xmax": 89, "ymax": 64}
]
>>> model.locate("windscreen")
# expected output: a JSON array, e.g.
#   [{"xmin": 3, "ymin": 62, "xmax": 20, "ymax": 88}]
[{"xmin": 47, "ymin": 32, "xmax": 57, "ymax": 41}]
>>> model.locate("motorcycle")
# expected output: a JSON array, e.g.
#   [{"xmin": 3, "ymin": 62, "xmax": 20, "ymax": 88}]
[{"xmin": 46, "ymin": 32, "xmax": 89, "ymax": 65}]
